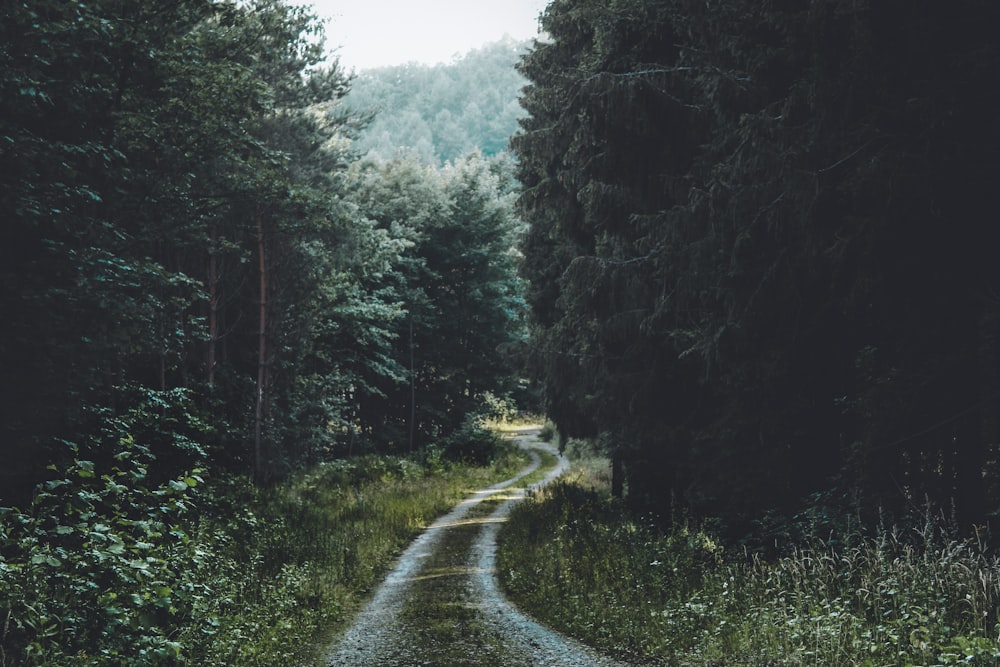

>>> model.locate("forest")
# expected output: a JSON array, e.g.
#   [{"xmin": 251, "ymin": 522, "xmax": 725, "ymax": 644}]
[
  {"xmin": 344, "ymin": 37, "xmax": 531, "ymax": 164},
  {"xmin": 3, "ymin": 0, "xmax": 1000, "ymax": 664},
  {"xmin": 514, "ymin": 0, "xmax": 1000, "ymax": 541},
  {"xmin": 1, "ymin": 0, "xmax": 526, "ymax": 662}
]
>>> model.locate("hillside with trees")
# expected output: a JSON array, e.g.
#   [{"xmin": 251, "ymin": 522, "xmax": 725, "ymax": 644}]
[
  {"xmin": 344, "ymin": 37, "xmax": 531, "ymax": 164},
  {"xmin": 514, "ymin": 0, "xmax": 1000, "ymax": 541}
]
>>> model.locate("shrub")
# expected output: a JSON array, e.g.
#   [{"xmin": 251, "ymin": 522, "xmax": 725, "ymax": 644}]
[
  {"xmin": 537, "ymin": 421, "xmax": 555, "ymax": 442},
  {"xmin": 0, "ymin": 437, "xmax": 205, "ymax": 666},
  {"xmin": 441, "ymin": 418, "xmax": 504, "ymax": 465}
]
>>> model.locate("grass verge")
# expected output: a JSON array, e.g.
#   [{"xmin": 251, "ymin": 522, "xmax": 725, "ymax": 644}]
[
  {"xmin": 498, "ymin": 457, "xmax": 1000, "ymax": 666},
  {"xmin": 181, "ymin": 437, "xmax": 528, "ymax": 666}
]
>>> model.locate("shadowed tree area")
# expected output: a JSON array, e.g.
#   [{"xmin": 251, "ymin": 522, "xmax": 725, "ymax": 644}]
[
  {"xmin": 6, "ymin": 0, "xmax": 1000, "ymax": 662},
  {"xmin": 513, "ymin": 0, "xmax": 1000, "ymax": 542}
]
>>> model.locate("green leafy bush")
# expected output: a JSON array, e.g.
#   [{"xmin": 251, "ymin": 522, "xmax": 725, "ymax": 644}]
[
  {"xmin": 440, "ymin": 418, "xmax": 506, "ymax": 466},
  {"xmin": 537, "ymin": 421, "xmax": 555, "ymax": 443},
  {"xmin": 0, "ymin": 437, "xmax": 204, "ymax": 666},
  {"xmin": 1, "ymin": 429, "xmax": 527, "ymax": 665}
]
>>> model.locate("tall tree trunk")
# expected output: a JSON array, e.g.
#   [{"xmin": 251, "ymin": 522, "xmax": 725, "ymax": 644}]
[
  {"xmin": 207, "ymin": 223, "xmax": 219, "ymax": 388},
  {"xmin": 408, "ymin": 313, "xmax": 416, "ymax": 453},
  {"xmin": 611, "ymin": 449, "xmax": 624, "ymax": 499},
  {"xmin": 254, "ymin": 203, "xmax": 268, "ymax": 484},
  {"xmin": 158, "ymin": 314, "xmax": 166, "ymax": 392},
  {"xmin": 957, "ymin": 305, "xmax": 1000, "ymax": 530},
  {"xmin": 981, "ymin": 304, "xmax": 1000, "ymax": 467}
]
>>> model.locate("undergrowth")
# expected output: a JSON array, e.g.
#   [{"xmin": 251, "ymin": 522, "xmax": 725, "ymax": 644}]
[
  {"xmin": 0, "ymin": 431, "xmax": 526, "ymax": 665},
  {"xmin": 498, "ymin": 461, "xmax": 1000, "ymax": 666}
]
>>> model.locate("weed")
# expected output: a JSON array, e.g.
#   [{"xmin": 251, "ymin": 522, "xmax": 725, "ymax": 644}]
[
  {"xmin": 499, "ymin": 463, "xmax": 1000, "ymax": 666},
  {"xmin": 1, "ymin": 440, "xmax": 528, "ymax": 665}
]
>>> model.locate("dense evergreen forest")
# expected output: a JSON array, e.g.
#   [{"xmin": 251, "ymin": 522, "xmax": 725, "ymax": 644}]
[
  {"xmin": 0, "ymin": 0, "xmax": 526, "ymax": 661},
  {"xmin": 514, "ymin": 0, "xmax": 1000, "ymax": 542},
  {"xmin": 344, "ymin": 37, "xmax": 531, "ymax": 164},
  {"xmin": 1, "ymin": 0, "xmax": 526, "ymax": 503},
  {"xmin": 4, "ymin": 0, "xmax": 1000, "ymax": 662}
]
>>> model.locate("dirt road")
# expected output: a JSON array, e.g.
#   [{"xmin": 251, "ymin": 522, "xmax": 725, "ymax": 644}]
[{"xmin": 323, "ymin": 431, "xmax": 628, "ymax": 666}]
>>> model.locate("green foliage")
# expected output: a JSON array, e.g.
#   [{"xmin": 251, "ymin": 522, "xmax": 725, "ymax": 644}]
[
  {"xmin": 537, "ymin": 423, "xmax": 555, "ymax": 443},
  {"xmin": 346, "ymin": 153, "xmax": 528, "ymax": 452},
  {"xmin": 439, "ymin": 418, "xmax": 505, "ymax": 466},
  {"xmin": 0, "ymin": 438, "xmax": 205, "ymax": 665},
  {"xmin": 500, "ymin": 479, "xmax": 1000, "ymax": 665},
  {"xmin": 513, "ymin": 0, "xmax": 1000, "ymax": 535},
  {"xmin": 178, "ymin": 443, "xmax": 526, "ymax": 665},
  {"xmin": 0, "ymin": 0, "xmax": 536, "ymax": 661},
  {"xmin": 345, "ymin": 38, "xmax": 531, "ymax": 165},
  {"xmin": 1, "ymin": 436, "xmax": 526, "ymax": 664}
]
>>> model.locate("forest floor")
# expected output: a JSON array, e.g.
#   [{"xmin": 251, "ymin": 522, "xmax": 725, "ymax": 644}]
[{"xmin": 322, "ymin": 429, "xmax": 629, "ymax": 666}]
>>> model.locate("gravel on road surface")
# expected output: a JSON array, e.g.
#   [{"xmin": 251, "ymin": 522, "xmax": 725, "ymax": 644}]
[{"xmin": 323, "ymin": 431, "xmax": 630, "ymax": 666}]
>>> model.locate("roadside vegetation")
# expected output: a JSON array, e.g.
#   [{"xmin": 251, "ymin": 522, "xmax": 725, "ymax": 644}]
[
  {"xmin": 1, "ymin": 428, "xmax": 526, "ymax": 666},
  {"xmin": 498, "ymin": 441, "xmax": 1000, "ymax": 666},
  {"xmin": 1, "ymin": 1, "xmax": 532, "ymax": 664}
]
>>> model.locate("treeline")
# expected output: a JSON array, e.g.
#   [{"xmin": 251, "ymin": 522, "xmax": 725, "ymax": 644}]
[
  {"xmin": 345, "ymin": 37, "xmax": 531, "ymax": 164},
  {"xmin": 514, "ymin": 0, "xmax": 1000, "ymax": 541},
  {"xmin": 0, "ymin": 0, "xmax": 524, "ymax": 503}
]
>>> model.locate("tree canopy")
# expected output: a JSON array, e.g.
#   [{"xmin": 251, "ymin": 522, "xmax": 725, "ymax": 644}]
[
  {"xmin": 1, "ymin": 0, "xmax": 529, "ymax": 501},
  {"xmin": 1, "ymin": 0, "xmax": 530, "ymax": 660},
  {"xmin": 513, "ymin": 0, "xmax": 1000, "ymax": 541},
  {"xmin": 344, "ymin": 37, "xmax": 531, "ymax": 164}
]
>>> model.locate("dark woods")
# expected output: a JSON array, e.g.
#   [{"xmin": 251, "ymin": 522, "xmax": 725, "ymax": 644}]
[
  {"xmin": 513, "ymin": 0, "xmax": 1000, "ymax": 543},
  {"xmin": 0, "ymin": 0, "xmax": 525, "ymax": 504},
  {"xmin": 3, "ymin": 0, "xmax": 999, "ymax": 586}
]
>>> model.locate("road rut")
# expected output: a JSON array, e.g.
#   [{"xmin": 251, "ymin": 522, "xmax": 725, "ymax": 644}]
[{"xmin": 324, "ymin": 431, "xmax": 628, "ymax": 666}]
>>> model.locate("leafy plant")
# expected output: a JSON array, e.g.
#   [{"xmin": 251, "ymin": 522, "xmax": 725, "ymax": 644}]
[{"xmin": 0, "ymin": 437, "xmax": 204, "ymax": 666}]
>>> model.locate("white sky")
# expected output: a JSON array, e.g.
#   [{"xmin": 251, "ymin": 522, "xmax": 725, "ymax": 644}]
[{"xmin": 308, "ymin": 0, "xmax": 549, "ymax": 71}]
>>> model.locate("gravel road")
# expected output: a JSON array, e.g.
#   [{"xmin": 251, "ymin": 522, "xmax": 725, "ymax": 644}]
[{"xmin": 323, "ymin": 431, "xmax": 629, "ymax": 666}]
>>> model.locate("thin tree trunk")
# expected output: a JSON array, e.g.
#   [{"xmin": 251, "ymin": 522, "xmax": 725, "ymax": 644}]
[
  {"xmin": 207, "ymin": 223, "xmax": 219, "ymax": 388},
  {"xmin": 158, "ymin": 314, "xmax": 167, "ymax": 392},
  {"xmin": 611, "ymin": 450, "xmax": 624, "ymax": 499},
  {"xmin": 957, "ymin": 305, "xmax": 1000, "ymax": 529},
  {"xmin": 981, "ymin": 305, "xmax": 1000, "ymax": 464},
  {"xmin": 408, "ymin": 314, "xmax": 416, "ymax": 453},
  {"xmin": 984, "ymin": 304, "xmax": 1000, "ymax": 540},
  {"xmin": 254, "ymin": 203, "xmax": 268, "ymax": 484}
]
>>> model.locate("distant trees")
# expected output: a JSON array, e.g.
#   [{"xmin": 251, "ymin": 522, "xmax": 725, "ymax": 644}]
[
  {"xmin": 346, "ymin": 154, "xmax": 527, "ymax": 453},
  {"xmin": 514, "ymin": 0, "xmax": 1000, "ymax": 540},
  {"xmin": 344, "ymin": 38, "xmax": 531, "ymax": 164},
  {"xmin": 1, "ymin": 0, "xmax": 526, "ymax": 501}
]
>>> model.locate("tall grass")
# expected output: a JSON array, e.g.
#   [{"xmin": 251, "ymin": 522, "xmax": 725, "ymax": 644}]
[
  {"xmin": 0, "ymin": 429, "xmax": 526, "ymax": 665},
  {"xmin": 178, "ymin": 440, "xmax": 528, "ymax": 665},
  {"xmin": 498, "ymin": 464, "xmax": 1000, "ymax": 666}
]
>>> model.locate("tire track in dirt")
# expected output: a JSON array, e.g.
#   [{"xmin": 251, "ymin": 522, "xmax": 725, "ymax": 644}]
[{"xmin": 324, "ymin": 430, "xmax": 628, "ymax": 666}]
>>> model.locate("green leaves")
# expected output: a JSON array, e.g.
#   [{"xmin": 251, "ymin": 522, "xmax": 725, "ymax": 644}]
[
  {"xmin": 2, "ymin": 0, "xmax": 531, "ymax": 660},
  {"xmin": 0, "ymin": 432, "xmax": 211, "ymax": 663},
  {"xmin": 345, "ymin": 38, "xmax": 531, "ymax": 165},
  {"xmin": 345, "ymin": 153, "xmax": 528, "ymax": 452},
  {"xmin": 28, "ymin": 553, "xmax": 62, "ymax": 568}
]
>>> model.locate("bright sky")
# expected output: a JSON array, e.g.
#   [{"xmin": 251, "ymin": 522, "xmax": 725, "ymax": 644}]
[{"xmin": 309, "ymin": 0, "xmax": 549, "ymax": 71}]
